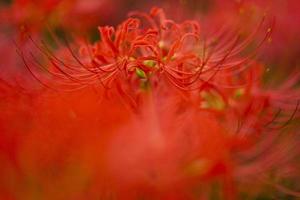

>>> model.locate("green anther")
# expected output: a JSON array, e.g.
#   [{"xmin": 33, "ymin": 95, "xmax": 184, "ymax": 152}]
[
  {"xmin": 143, "ymin": 60, "xmax": 156, "ymax": 67},
  {"xmin": 234, "ymin": 88, "xmax": 245, "ymax": 99},
  {"xmin": 135, "ymin": 68, "xmax": 147, "ymax": 79},
  {"xmin": 161, "ymin": 56, "xmax": 175, "ymax": 62}
]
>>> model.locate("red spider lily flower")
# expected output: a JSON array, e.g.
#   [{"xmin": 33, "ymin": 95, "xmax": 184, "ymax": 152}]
[{"xmin": 1, "ymin": 7, "xmax": 300, "ymax": 200}]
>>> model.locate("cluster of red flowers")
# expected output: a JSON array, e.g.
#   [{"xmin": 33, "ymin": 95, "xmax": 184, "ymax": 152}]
[{"xmin": 0, "ymin": 1, "xmax": 300, "ymax": 200}]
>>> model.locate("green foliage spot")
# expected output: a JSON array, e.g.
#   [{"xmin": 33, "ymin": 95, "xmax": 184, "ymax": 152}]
[{"xmin": 136, "ymin": 68, "xmax": 147, "ymax": 79}]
